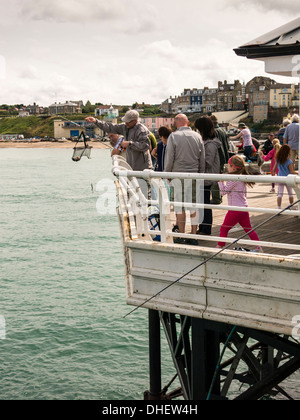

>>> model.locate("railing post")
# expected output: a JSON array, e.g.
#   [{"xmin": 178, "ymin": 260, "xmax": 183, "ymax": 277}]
[{"xmin": 152, "ymin": 179, "xmax": 172, "ymax": 244}]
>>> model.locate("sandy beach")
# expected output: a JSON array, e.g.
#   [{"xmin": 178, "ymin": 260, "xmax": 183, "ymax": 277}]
[{"xmin": 0, "ymin": 141, "xmax": 111, "ymax": 149}]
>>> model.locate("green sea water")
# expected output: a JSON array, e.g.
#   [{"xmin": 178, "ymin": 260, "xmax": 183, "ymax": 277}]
[
  {"xmin": 0, "ymin": 148, "xmax": 299, "ymax": 400},
  {"xmin": 0, "ymin": 148, "xmax": 156, "ymax": 400}
]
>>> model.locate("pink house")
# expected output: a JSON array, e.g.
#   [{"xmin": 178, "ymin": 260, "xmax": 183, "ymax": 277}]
[{"xmin": 140, "ymin": 117, "xmax": 174, "ymax": 132}]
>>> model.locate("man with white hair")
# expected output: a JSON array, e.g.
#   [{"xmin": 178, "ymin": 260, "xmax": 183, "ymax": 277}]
[
  {"xmin": 283, "ymin": 114, "xmax": 299, "ymax": 163},
  {"xmin": 85, "ymin": 110, "xmax": 152, "ymax": 171}
]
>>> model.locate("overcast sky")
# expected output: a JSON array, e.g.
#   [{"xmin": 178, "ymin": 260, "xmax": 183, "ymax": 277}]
[{"xmin": 0, "ymin": 0, "xmax": 298, "ymax": 107}]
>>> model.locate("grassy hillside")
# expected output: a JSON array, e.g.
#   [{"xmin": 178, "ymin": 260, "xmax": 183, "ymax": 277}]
[
  {"xmin": 0, "ymin": 115, "xmax": 57, "ymax": 138},
  {"xmin": 0, "ymin": 114, "xmax": 101, "ymax": 138}
]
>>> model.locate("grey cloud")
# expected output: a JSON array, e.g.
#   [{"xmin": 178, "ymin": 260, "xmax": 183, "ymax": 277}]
[
  {"xmin": 18, "ymin": 0, "xmax": 124, "ymax": 23},
  {"xmin": 224, "ymin": 0, "xmax": 294, "ymax": 15},
  {"xmin": 17, "ymin": 0, "xmax": 159, "ymax": 35},
  {"xmin": 122, "ymin": 17, "xmax": 158, "ymax": 35},
  {"xmin": 18, "ymin": 65, "xmax": 40, "ymax": 80}
]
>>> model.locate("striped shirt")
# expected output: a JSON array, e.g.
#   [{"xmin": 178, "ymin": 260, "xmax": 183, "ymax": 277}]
[{"xmin": 218, "ymin": 181, "xmax": 248, "ymax": 207}]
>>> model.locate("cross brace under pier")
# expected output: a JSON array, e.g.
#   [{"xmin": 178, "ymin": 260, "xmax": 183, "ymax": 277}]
[{"xmin": 144, "ymin": 310, "xmax": 300, "ymax": 401}]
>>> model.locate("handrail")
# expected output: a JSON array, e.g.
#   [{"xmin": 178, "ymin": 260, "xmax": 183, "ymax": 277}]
[{"xmin": 113, "ymin": 168, "xmax": 300, "ymax": 187}]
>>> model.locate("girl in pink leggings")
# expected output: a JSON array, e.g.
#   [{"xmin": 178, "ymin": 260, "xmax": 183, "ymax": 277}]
[{"xmin": 217, "ymin": 155, "xmax": 262, "ymax": 252}]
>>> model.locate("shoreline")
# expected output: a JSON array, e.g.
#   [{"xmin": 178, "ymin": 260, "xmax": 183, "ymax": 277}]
[{"xmin": 0, "ymin": 141, "xmax": 111, "ymax": 149}]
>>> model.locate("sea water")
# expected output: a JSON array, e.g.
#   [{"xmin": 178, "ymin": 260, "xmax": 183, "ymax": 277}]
[
  {"xmin": 0, "ymin": 148, "xmax": 155, "ymax": 400},
  {"xmin": 0, "ymin": 148, "xmax": 299, "ymax": 400}
]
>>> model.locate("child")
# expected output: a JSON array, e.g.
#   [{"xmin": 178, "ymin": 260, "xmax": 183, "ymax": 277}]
[
  {"xmin": 217, "ymin": 155, "xmax": 262, "ymax": 252},
  {"xmin": 259, "ymin": 139, "xmax": 281, "ymax": 193},
  {"xmin": 272, "ymin": 144, "xmax": 298, "ymax": 210}
]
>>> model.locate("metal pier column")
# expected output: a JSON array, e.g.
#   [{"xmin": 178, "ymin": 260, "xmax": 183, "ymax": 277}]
[
  {"xmin": 191, "ymin": 318, "xmax": 221, "ymax": 400},
  {"xmin": 145, "ymin": 309, "xmax": 162, "ymax": 400}
]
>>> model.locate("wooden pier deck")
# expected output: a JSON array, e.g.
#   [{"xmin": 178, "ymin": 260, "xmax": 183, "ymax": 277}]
[{"xmin": 178, "ymin": 182, "xmax": 300, "ymax": 256}]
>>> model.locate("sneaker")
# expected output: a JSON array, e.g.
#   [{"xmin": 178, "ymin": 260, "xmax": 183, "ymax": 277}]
[
  {"xmin": 172, "ymin": 225, "xmax": 182, "ymax": 243},
  {"xmin": 185, "ymin": 238, "xmax": 198, "ymax": 246},
  {"xmin": 270, "ymin": 188, "xmax": 275, "ymax": 193},
  {"xmin": 250, "ymin": 247, "xmax": 263, "ymax": 253},
  {"xmin": 233, "ymin": 247, "xmax": 250, "ymax": 252},
  {"xmin": 173, "ymin": 237, "xmax": 185, "ymax": 244}
]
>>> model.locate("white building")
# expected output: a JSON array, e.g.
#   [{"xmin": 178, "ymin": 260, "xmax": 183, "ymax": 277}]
[{"xmin": 95, "ymin": 105, "xmax": 119, "ymax": 118}]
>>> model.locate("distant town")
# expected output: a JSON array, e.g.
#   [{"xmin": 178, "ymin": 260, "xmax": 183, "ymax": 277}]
[{"xmin": 0, "ymin": 75, "xmax": 299, "ymax": 141}]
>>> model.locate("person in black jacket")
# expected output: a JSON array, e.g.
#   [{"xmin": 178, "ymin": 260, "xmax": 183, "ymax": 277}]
[
  {"xmin": 210, "ymin": 115, "xmax": 229, "ymax": 204},
  {"xmin": 152, "ymin": 126, "xmax": 172, "ymax": 172},
  {"xmin": 262, "ymin": 133, "xmax": 275, "ymax": 155}
]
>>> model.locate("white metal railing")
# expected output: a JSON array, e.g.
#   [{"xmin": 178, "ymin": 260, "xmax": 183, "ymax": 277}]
[{"xmin": 112, "ymin": 155, "xmax": 300, "ymax": 253}]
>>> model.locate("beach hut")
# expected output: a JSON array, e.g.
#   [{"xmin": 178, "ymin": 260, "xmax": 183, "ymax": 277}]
[{"xmin": 234, "ymin": 17, "xmax": 300, "ymax": 160}]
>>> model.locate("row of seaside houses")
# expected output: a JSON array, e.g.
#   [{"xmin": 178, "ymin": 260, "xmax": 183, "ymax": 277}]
[
  {"xmin": 15, "ymin": 76, "xmax": 299, "ymax": 124},
  {"xmin": 161, "ymin": 76, "xmax": 299, "ymax": 122}
]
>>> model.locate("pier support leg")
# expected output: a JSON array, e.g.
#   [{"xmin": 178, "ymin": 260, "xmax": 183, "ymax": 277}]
[
  {"xmin": 144, "ymin": 309, "xmax": 162, "ymax": 400},
  {"xmin": 191, "ymin": 318, "xmax": 221, "ymax": 400},
  {"xmin": 156, "ymin": 314, "xmax": 300, "ymax": 400}
]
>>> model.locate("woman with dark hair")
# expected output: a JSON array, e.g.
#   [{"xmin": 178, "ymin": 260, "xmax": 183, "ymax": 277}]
[{"xmin": 194, "ymin": 117, "xmax": 222, "ymax": 235}]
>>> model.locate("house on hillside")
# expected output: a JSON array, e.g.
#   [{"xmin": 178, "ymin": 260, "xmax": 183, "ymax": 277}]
[
  {"xmin": 95, "ymin": 105, "xmax": 119, "ymax": 118},
  {"xmin": 18, "ymin": 110, "xmax": 30, "ymax": 117},
  {"xmin": 160, "ymin": 97, "xmax": 175, "ymax": 114},
  {"xmin": 217, "ymin": 80, "xmax": 246, "ymax": 112},
  {"xmin": 269, "ymin": 83, "xmax": 297, "ymax": 109},
  {"xmin": 202, "ymin": 87, "xmax": 217, "ymax": 113},
  {"xmin": 49, "ymin": 101, "xmax": 83, "ymax": 115}
]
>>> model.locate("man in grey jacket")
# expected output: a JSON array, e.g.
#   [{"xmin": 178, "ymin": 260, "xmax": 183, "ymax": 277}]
[
  {"xmin": 164, "ymin": 114, "xmax": 205, "ymax": 240},
  {"xmin": 283, "ymin": 114, "xmax": 299, "ymax": 163},
  {"xmin": 85, "ymin": 110, "xmax": 152, "ymax": 171}
]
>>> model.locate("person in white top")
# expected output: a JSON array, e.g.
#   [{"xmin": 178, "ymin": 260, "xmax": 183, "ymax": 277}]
[{"xmin": 229, "ymin": 122, "xmax": 254, "ymax": 162}]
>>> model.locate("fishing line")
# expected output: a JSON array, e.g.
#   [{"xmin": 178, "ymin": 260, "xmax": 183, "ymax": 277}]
[
  {"xmin": 206, "ymin": 325, "xmax": 237, "ymax": 400},
  {"xmin": 57, "ymin": 115, "xmax": 112, "ymax": 149},
  {"xmin": 191, "ymin": 221, "xmax": 300, "ymax": 235},
  {"xmin": 123, "ymin": 198, "xmax": 300, "ymax": 319}
]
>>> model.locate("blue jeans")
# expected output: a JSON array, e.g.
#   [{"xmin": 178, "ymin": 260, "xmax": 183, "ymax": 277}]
[
  {"xmin": 244, "ymin": 145, "xmax": 254, "ymax": 161},
  {"xmin": 198, "ymin": 186, "xmax": 212, "ymax": 235}
]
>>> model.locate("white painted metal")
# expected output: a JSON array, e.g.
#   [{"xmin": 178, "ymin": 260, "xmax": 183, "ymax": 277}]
[
  {"xmin": 113, "ymin": 168, "xmax": 300, "ymax": 187},
  {"xmin": 125, "ymin": 241, "xmax": 300, "ymax": 336},
  {"xmin": 258, "ymin": 55, "xmax": 300, "ymax": 77},
  {"xmin": 112, "ymin": 156, "xmax": 300, "ymax": 336}
]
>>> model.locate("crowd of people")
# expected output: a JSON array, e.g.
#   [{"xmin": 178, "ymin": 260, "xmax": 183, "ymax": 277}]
[{"xmin": 85, "ymin": 110, "xmax": 299, "ymax": 249}]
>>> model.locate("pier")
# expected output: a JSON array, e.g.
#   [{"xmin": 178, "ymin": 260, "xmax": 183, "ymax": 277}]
[{"xmin": 113, "ymin": 155, "xmax": 300, "ymax": 400}]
